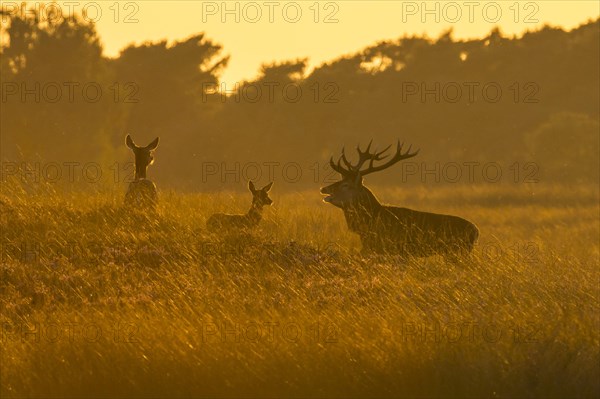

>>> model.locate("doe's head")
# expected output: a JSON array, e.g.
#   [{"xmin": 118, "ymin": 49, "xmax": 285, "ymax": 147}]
[{"xmin": 126, "ymin": 134, "xmax": 159, "ymax": 180}]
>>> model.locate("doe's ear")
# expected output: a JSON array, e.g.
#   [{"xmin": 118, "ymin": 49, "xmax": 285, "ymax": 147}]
[
  {"xmin": 126, "ymin": 134, "xmax": 136, "ymax": 149},
  {"xmin": 263, "ymin": 182, "xmax": 273, "ymax": 192},
  {"xmin": 146, "ymin": 137, "xmax": 159, "ymax": 150},
  {"xmin": 248, "ymin": 181, "xmax": 256, "ymax": 193}
]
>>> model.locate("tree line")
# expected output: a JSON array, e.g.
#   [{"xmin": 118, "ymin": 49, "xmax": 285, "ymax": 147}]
[{"xmin": 1, "ymin": 10, "xmax": 598, "ymax": 190}]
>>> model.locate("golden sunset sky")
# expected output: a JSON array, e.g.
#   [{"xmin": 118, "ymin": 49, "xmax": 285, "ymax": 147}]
[{"xmin": 12, "ymin": 1, "xmax": 599, "ymax": 85}]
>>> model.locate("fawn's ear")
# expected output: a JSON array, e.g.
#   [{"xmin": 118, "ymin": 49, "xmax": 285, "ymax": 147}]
[
  {"xmin": 146, "ymin": 137, "xmax": 159, "ymax": 150},
  {"xmin": 126, "ymin": 134, "xmax": 136, "ymax": 149},
  {"xmin": 248, "ymin": 181, "xmax": 256, "ymax": 193},
  {"xmin": 263, "ymin": 182, "xmax": 273, "ymax": 192}
]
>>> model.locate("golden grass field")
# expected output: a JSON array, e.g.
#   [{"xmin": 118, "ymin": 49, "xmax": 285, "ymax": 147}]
[{"xmin": 1, "ymin": 183, "xmax": 598, "ymax": 398}]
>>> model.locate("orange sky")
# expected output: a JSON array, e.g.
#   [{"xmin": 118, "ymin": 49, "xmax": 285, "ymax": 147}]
[{"xmin": 9, "ymin": 1, "xmax": 599, "ymax": 85}]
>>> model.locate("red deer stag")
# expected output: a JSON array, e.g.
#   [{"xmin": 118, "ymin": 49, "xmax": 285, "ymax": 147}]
[
  {"xmin": 125, "ymin": 134, "xmax": 159, "ymax": 209},
  {"xmin": 207, "ymin": 181, "xmax": 273, "ymax": 231},
  {"xmin": 321, "ymin": 140, "xmax": 479, "ymax": 259}
]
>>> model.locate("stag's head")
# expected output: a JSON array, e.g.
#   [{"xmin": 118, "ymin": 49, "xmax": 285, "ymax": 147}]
[
  {"xmin": 249, "ymin": 181, "xmax": 274, "ymax": 207},
  {"xmin": 126, "ymin": 134, "xmax": 159, "ymax": 180},
  {"xmin": 320, "ymin": 140, "xmax": 419, "ymax": 208}
]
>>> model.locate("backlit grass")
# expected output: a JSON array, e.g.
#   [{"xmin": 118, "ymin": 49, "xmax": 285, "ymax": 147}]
[{"xmin": 1, "ymin": 184, "xmax": 598, "ymax": 398}]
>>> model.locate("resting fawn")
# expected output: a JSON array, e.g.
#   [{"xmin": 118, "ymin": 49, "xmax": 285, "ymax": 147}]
[
  {"xmin": 207, "ymin": 181, "xmax": 273, "ymax": 231},
  {"xmin": 124, "ymin": 134, "xmax": 159, "ymax": 209}
]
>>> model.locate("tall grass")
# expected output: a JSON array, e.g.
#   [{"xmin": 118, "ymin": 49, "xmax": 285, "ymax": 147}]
[{"xmin": 1, "ymin": 184, "xmax": 598, "ymax": 398}]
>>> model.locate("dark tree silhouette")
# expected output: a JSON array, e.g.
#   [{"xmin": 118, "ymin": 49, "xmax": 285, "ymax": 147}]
[{"xmin": 1, "ymin": 10, "xmax": 598, "ymax": 190}]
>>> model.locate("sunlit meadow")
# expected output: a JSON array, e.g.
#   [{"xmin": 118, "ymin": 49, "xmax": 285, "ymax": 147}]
[{"xmin": 1, "ymin": 182, "xmax": 598, "ymax": 398}]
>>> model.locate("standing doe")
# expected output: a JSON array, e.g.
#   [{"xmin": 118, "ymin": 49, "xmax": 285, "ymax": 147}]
[
  {"xmin": 321, "ymin": 140, "xmax": 479, "ymax": 259},
  {"xmin": 207, "ymin": 181, "xmax": 273, "ymax": 231},
  {"xmin": 125, "ymin": 134, "xmax": 159, "ymax": 209}
]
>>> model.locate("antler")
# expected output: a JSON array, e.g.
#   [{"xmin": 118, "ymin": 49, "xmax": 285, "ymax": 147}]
[
  {"xmin": 329, "ymin": 147, "xmax": 354, "ymax": 176},
  {"xmin": 329, "ymin": 140, "xmax": 419, "ymax": 177},
  {"xmin": 360, "ymin": 140, "xmax": 419, "ymax": 176}
]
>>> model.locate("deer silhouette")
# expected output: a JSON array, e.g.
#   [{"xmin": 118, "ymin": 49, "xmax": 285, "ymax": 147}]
[
  {"xmin": 321, "ymin": 140, "xmax": 479, "ymax": 259},
  {"xmin": 207, "ymin": 181, "xmax": 273, "ymax": 231},
  {"xmin": 124, "ymin": 134, "xmax": 159, "ymax": 209}
]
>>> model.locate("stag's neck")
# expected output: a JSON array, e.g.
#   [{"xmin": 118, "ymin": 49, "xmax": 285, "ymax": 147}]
[
  {"xmin": 352, "ymin": 186, "xmax": 383, "ymax": 214},
  {"xmin": 343, "ymin": 187, "xmax": 383, "ymax": 232}
]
